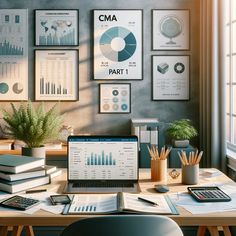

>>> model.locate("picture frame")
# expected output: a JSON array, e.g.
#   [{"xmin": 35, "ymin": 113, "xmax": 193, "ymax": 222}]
[
  {"xmin": 152, "ymin": 9, "xmax": 190, "ymax": 50},
  {"xmin": 0, "ymin": 9, "xmax": 28, "ymax": 101},
  {"xmin": 34, "ymin": 9, "xmax": 79, "ymax": 46},
  {"xmin": 99, "ymin": 83, "xmax": 131, "ymax": 113},
  {"xmin": 35, "ymin": 49, "xmax": 79, "ymax": 101},
  {"xmin": 93, "ymin": 9, "xmax": 143, "ymax": 80},
  {"xmin": 152, "ymin": 55, "xmax": 190, "ymax": 101}
]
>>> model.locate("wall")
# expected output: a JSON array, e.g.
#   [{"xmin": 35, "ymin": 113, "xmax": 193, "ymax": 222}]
[{"xmin": 0, "ymin": 0, "xmax": 200, "ymax": 143}]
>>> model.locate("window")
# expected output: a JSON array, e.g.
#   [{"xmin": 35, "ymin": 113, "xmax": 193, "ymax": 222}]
[{"xmin": 226, "ymin": 0, "xmax": 236, "ymax": 152}]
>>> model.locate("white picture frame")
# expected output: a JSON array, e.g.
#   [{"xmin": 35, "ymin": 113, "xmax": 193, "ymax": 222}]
[
  {"xmin": 0, "ymin": 9, "xmax": 28, "ymax": 100},
  {"xmin": 152, "ymin": 55, "xmax": 190, "ymax": 100},
  {"xmin": 35, "ymin": 10, "xmax": 79, "ymax": 46},
  {"xmin": 99, "ymin": 83, "xmax": 131, "ymax": 113},
  {"xmin": 152, "ymin": 9, "xmax": 190, "ymax": 50},
  {"xmin": 35, "ymin": 50, "xmax": 79, "ymax": 101},
  {"xmin": 93, "ymin": 10, "xmax": 143, "ymax": 80}
]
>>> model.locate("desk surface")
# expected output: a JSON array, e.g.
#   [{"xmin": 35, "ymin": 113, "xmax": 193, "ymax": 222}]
[{"xmin": 0, "ymin": 168, "xmax": 235, "ymax": 227}]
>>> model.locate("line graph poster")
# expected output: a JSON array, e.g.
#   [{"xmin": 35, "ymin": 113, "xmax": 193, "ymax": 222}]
[
  {"xmin": 152, "ymin": 10, "xmax": 190, "ymax": 50},
  {"xmin": 35, "ymin": 10, "xmax": 79, "ymax": 46},
  {"xmin": 35, "ymin": 50, "xmax": 78, "ymax": 101},
  {"xmin": 0, "ymin": 9, "xmax": 28, "ymax": 100},
  {"xmin": 93, "ymin": 10, "xmax": 143, "ymax": 80}
]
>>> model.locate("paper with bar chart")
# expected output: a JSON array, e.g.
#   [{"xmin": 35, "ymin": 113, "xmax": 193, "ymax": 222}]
[
  {"xmin": 0, "ymin": 9, "xmax": 28, "ymax": 100},
  {"xmin": 68, "ymin": 140, "xmax": 138, "ymax": 180},
  {"xmin": 93, "ymin": 10, "xmax": 142, "ymax": 80},
  {"xmin": 35, "ymin": 10, "xmax": 78, "ymax": 46},
  {"xmin": 35, "ymin": 50, "xmax": 78, "ymax": 101}
]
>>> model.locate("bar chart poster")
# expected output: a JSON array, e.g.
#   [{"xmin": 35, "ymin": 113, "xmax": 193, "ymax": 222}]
[
  {"xmin": 99, "ymin": 83, "xmax": 131, "ymax": 113},
  {"xmin": 35, "ymin": 50, "xmax": 78, "ymax": 101},
  {"xmin": 35, "ymin": 10, "xmax": 79, "ymax": 46},
  {"xmin": 0, "ymin": 9, "xmax": 28, "ymax": 100},
  {"xmin": 93, "ymin": 10, "xmax": 143, "ymax": 80}
]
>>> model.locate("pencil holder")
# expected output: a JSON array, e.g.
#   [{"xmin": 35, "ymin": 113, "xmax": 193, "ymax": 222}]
[
  {"xmin": 182, "ymin": 164, "xmax": 199, "ymax": 185},
  {"xmin": 151, "ymin": 159, "xmax": 167, "ymax": 183}
]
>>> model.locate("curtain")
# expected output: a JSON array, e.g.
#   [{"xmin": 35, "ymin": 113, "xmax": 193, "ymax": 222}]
[{"xmin": 200, "ymin": 0, "xmax": 226, "ymax": 172}]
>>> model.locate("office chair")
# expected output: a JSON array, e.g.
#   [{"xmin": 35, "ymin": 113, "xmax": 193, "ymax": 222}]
[{"xmin": 60, "ymin": 215, "xmax": 183, "ymax": 236}]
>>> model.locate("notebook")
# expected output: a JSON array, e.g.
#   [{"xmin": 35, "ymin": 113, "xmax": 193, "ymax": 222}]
[{"xmin": 63, "ymin": 136, "xmax": 140, "ymax": 193}]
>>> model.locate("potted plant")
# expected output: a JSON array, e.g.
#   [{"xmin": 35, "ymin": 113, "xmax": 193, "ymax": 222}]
[
  {"xmin": 166, "ymin": 119, "xmax": 198, "ymax": 148},
  {"xmin": 2, "ymin": 102, "xmax": 63, "ymax": 158}
]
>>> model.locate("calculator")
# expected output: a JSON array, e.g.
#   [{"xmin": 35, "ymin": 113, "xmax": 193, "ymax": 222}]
[
  {"xmin": 188, "ymin": 187, "xmax": 231, "ymax": 202},
  {"xmin": 0, "ymin": 195, "xmax": 40, "ymax": 211}
]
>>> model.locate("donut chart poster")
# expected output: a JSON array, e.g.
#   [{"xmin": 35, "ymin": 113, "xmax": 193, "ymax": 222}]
[
  {"xmin": 99, "ymin": 83, "xmax": 131, "ymax": 113},
  {"xmin": 93, "ymin": 10, "xmax": 143, "ymax": 80},
  {"xmin": 152, "ymin": 10, "xmax": 190, "ymax": 50},
  {"xmin": 152, "ymin": 55, "xmax": 190, "ymax": 100}
]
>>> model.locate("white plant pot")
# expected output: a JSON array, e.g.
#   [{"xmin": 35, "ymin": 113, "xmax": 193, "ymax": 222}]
[
  {"xmin": 22, "ymin": 146, "xmax": 46, "ymax": 158},
  {"xmin": 172, "ymin": 139, "xmax": 189, "ymax": 148}
]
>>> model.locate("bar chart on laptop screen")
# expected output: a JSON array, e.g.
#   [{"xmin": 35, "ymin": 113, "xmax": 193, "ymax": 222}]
[{"xmin": 69, "ymin": 141, "xmax": 138, "ymax": 180}]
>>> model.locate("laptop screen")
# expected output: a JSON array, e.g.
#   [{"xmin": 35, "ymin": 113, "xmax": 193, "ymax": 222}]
[{"xmin": 68, "ymin": 136, "xmax": 138, "ymax": 181}]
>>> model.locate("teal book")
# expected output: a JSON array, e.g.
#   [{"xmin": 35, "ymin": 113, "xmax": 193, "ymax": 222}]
[
  {"xmin": 0, "ymin": 165, "xmax": 56, "ymax": 181},
  {"xmin": 0, "ymin": 175, "xmax": 50, "ymax": 193},
  {"xmin": 0, "ymin": 155, "xmax": 45, "ymax": 174}
]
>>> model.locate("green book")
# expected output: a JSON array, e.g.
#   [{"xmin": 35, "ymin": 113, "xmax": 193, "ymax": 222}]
[{"xmin": 0, "ymin": 155, "xmax": 45, "ymax": 174}]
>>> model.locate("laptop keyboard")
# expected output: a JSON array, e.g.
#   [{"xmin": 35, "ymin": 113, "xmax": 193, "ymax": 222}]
[{"xmin": 72, "ymin": 182, "xmax": 134, "ymax": 188}]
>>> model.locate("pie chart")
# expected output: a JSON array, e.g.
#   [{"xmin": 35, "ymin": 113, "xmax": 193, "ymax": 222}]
[
  {"xmin": 12, "ymin": 82, "xmax": 24, "ymax": 94},
  {"xmin": 100, "ymin": 26, "xmax": 137, "ymax": 62}
]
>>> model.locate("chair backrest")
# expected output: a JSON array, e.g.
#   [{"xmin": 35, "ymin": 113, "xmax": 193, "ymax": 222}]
[{"xmin": 60, "ymin": 215, "xmax": 183, "ymax": 236}]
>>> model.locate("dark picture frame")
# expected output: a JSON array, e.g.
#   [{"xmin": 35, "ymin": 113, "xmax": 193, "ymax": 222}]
[
  {"xmin": 152, "ymin": 9, "xmax": 190, "ymax": 51},
  {"xmin": 34, "ymin": 49, "xmax": 79, "ymax": 101},
  {"xmin": 152, "ymin": 55, "xmax": 190, "ymax": 101},
  {"xmin": 93, "ymin": 9, "xmax": 143, "ymax": 80},
  {"xmin": 99, "ymin": 83, "xmax": 131, "ymax": 113},
  {"xmin": 34, "ymin": 9, "xmax": 79, "ymax": 46}
]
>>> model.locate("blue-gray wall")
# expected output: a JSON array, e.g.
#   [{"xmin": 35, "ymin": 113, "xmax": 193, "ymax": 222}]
[{"xmin": 0, "ymin": 0, "xmax": 200, "ymax": 143}]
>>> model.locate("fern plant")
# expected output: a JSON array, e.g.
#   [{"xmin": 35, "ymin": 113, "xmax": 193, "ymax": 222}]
[
  {"xmin": 166, "ymin": 119, "xmax": 198, "ymax": 140},
  {"xmin": 2, "ymin": 102, "xmax": 63, "ymax": 148}
]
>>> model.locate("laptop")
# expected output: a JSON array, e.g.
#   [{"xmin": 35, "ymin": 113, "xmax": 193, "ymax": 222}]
[{"xmin": 64, "ymin": 135, "xmax": 140, "ymax": 193}]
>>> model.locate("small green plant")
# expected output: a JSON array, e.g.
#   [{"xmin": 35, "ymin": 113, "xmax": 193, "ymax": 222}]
[
  {"xmin": 2, "ymin": 102, "xmax": 63, "ymax": 148},
  {"xmin": 166, "ymin": 119, "xmax": 198, "ymax": 140}
]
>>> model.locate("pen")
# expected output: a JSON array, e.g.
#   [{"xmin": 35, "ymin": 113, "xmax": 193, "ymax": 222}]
[
  {"xmin": 137, "ymin": 197, "xmax": 159, "ymax": 206},
  {"xmin": 26, "ymin": 189, "xmax": 47, "ymax": 194}
]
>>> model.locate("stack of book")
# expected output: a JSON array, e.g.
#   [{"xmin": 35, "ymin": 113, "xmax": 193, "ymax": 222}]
[{"xmin": 0, "ymin": 155, "xmax": 62, "ymax": 193}]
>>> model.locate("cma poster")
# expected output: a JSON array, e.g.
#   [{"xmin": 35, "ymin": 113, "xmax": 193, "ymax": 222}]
[{"xmin": 93, "ymin": 10, "xmax": 143, "ymax": 80}]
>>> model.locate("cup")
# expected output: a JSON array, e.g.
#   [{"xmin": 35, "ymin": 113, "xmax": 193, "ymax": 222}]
[
  {"xmin": 182, "ymin": 164, "xmax": 199, "ymax": 185},
  {"xmin": 151, "ymin": 159, "xmax": 167, "ymax": 183}
]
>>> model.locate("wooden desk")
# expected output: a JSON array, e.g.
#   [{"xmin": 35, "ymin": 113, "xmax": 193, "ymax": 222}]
[{"xmin": 0, "ymin": 169, "xmax": 235, "ymax": 236}]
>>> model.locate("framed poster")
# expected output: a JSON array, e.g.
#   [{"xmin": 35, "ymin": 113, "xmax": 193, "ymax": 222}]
[
  {"xmin": 99, "ymin": 83, "xmax": 131, "ymax": 113},
  {"xmin": 152, "ymin": 55, "xmax": 190, "ymax": 100},
  {"xmin": 35, "ymin": 50, "xmax": 79, "ymax": 101},
  {"xmin": 0, "ymin": 9, "xmax": 28, "ymax": 100},
  {"xmin": 93, "ymin": 10, "xmax": 143, "ymax": 80},
  {"xmin": 152, "ymin": 10, "xmax": 190, "ymax": 50},
  {"xmin": 35, "ymin": 10, "xmax": 79, "ymax": 46}
]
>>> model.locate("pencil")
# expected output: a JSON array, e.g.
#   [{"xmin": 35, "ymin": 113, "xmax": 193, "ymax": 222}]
[{"xmin": 196, "ymin": 151, "xmax": 203, "ymax": 164}]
